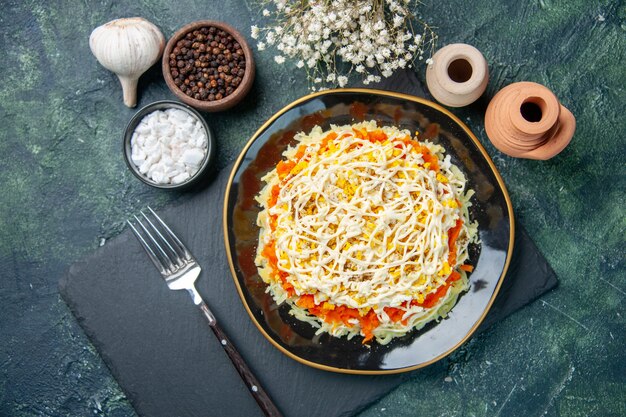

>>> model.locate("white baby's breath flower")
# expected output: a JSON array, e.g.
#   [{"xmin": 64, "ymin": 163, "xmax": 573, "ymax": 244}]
[
  {"xmin": 266, "ymin": 32, "xmax": 275, "ymax": 45},
  {"xmin": 253, "ymin": 0, "xmax": 435, "ymax": 89}
]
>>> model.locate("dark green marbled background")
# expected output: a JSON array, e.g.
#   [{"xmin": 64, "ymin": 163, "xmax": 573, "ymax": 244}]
[{"xmin": 0, "ymin": 0, "xmax": 624, "ymax": 416}]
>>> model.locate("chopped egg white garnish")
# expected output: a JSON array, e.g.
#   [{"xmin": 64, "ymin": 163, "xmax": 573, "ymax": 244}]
[{"xmin": 255, "ymin": 121, "xmax": 478, "ymax": 344}]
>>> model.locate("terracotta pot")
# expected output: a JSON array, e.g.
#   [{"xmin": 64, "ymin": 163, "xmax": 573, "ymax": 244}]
[
  {"xmin": 484, "ymin": 82, "xmax": 576, "ymax": 160},
  {"xmin": 425, "ymin": 43, "xmax": 489, "ymax": 107}
]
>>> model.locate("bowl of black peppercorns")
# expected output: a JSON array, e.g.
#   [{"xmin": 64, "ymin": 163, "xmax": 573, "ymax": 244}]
[{"xmin": 162, "ymin": 21, "xmax": 255, "ymax": 112}]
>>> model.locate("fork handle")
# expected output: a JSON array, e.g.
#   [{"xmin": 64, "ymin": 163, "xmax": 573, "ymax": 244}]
[{"xmin": 200, "ymin": 303, "xmax": 283, "ymax": 417}]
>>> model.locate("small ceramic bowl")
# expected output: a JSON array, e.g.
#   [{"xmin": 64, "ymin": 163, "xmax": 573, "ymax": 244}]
[
  {"xmin": 123, "ymin": 100, "xmax": 216, "ymax": 190},
  {"xmin": 162, "ymin": 20, "xmax": 255, "ymax": 112}
]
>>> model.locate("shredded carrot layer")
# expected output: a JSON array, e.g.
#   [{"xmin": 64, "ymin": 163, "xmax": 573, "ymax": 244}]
[
  {"xmin": 296, "ymin": 294, "xmax": 381, "ymax": 344},
  {"xmin": 262, "ymin": 240, "xmax": 295, "ymax": 296},
  {"xmin": 276, "ymin": 160, "xmax": 296, "ymax": 179},
  {"xmin": 447, "ymin": 219, "xmax": 463, "ymax": 266},
  {"xmin": 384, "ymin": 307, "xmax": 408, "ymax": 325},
  {"xmin": 268, "ymin": 184, "xmax": 280, "ymax": 207},
  {"xmin": 293, "ymin": 269, "xmax": 463, "ymax": 343},
  {"xmin": 419, "ymin": 145, "xmax": 440, "ymax": 171}
]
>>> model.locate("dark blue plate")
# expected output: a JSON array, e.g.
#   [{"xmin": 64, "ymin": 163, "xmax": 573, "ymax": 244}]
[{"xmin": 223, "ymin": 89, "xmax": 514, "ymax": 374}]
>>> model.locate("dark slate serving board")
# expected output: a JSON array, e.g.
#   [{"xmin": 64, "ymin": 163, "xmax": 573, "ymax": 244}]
[{"xmin": 59, "ymin": 73, "xmax": 557, "ymax": 417}]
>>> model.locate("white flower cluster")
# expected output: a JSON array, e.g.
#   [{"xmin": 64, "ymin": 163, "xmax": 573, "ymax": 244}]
[{"xmin": 251, "ymin": 0, "xmax": 436, "ymax": 90}]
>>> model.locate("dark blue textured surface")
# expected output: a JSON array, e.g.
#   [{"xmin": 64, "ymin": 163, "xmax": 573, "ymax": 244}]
[{"xmin": 1, "ymin": 0, "xmax": 624, "ymax": 416}]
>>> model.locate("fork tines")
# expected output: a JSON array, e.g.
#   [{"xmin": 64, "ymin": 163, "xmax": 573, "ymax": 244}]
[{"xmin": 127, "ymin": 207, "xmax": 193, "ymax": 276}]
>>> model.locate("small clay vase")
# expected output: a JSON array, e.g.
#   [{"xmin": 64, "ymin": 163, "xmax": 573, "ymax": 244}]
[
  {"xmin": 425, "ymin": 43, "xmax": 489, "ymax": 107},
  {"xmin": 484, "ymin": 82, "xmax": 576, "ymax": 160}
]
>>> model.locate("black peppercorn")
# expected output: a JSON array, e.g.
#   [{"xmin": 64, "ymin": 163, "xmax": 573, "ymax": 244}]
[{"xmin": 170, "ymin": 25, "xmax": 247, "ymax": 102}]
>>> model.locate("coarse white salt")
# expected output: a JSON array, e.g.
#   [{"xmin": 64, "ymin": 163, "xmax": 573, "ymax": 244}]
[{"xmin": 130, "ymin": 108, "xmax": 208, "ymax": 185}]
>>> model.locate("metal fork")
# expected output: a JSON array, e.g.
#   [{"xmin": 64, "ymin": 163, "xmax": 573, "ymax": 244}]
[{"xmin": 127, "ymin": 207, "xmax": 282, "ymax": 417}]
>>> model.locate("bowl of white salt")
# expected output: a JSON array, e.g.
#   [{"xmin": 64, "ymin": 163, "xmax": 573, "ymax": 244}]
[{"xmin": 123, "ymin": 100, "xmax": 215, "ymax": 189}]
